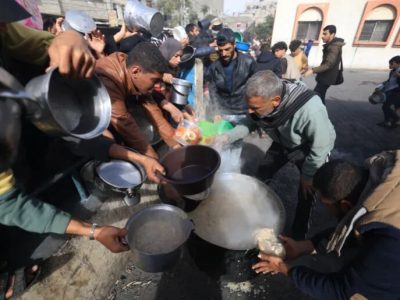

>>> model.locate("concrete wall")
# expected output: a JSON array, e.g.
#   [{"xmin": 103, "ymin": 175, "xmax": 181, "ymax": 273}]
[{"xmin": 272, "ymin": 0, "xmax": 400, "ymax": 70}]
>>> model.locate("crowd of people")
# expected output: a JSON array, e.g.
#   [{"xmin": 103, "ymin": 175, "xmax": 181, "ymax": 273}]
[{"xmin": 0, "ymin": 0, "xmax": 399, "ymax": 299}]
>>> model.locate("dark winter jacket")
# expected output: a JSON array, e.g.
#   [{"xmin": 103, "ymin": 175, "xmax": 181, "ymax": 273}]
[
  {"xmin": 255, "ymin": 51, "xmax": 282, "ymax": 78},
  {"xmin": 313, "ymin": 37, "xmax": 345, "ymax": 85},
  {"xmin": 290, "ymin": 151, "xmax": 400, "ymax": 300},
  {"xmin": 206, "ymin": 52, "xmax": 257, "ymax": 115}
]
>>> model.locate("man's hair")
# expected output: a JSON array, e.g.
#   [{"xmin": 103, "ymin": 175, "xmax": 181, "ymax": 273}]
[
  {"xmin": 245, "ymin": 70, "xmax": 283, "ymax": 100},
  {"xmin": 185, "ymin": 23, "xmax": 197, "ymax": 34},
  {"xmin": 43, "ymin": 16, "xmax": 57, "ymax": 31},
  {"xmin": 271, "ymin": 41, "xmax": 288, "ymax": 52},
  {"xmin": 216, "ymin": 28, "xmax": 235, "ymax": 46},
  {"xmin": 126, "ymin": 42, "xmax": 170, "ymax": 74},
  {"xmin": 313, "ymin": 160, "xmax": 367, "ymax": 204},
  {"xmin": 323, "ymin": 25, "xmax": 337, "ymax": 34},
  {"xmin": 289, "ymin": 40, "xmax": 302, "ymax": 52},
  {"xmin": 260, "ymin": 43, "xmax": 271, "ymax": 53},
  {"xmin": 389, "ymin": 55, "xmax": 400, "ymax": 64}
]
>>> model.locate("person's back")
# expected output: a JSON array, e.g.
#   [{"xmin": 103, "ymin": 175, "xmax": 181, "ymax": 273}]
[{"xmin": 256, "ymin": 44, "xmax": 282, "ymax": 77}]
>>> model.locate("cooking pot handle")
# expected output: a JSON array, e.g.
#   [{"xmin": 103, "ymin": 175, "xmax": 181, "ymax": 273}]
[
  {"xmin": 120, "ymin": 236, "xmax": 129, "ymax": 247},
  {"xmin": 155, "ymin": 170, "xmax": 168, "ymax": 183}
]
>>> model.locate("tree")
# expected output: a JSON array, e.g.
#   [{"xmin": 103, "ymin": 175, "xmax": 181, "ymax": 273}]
[
  {"xmin": 157, "ymin": 0, "xmax": 195, "ymax": 27},
  {"xmin": 201, "ymin": 4, "xmax": 209, "ymax": 16},
  {"xmin": 254, "ymin": 15, "xmax": 274, "ymax": 41}
]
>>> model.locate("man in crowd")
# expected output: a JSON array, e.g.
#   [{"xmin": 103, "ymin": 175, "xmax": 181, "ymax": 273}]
[
  {"xmin": 272, "ymin": 41, "xmax": 301, "ymax": 81},
  {"xmin": 96, "ymin": 42, "xmax": 179, "ymax": 159},
  {"xmin": 217, "ymin": 71, "xmax": 336, "ymax": 238},
  {"xmin": 253, "ymin": 152, "xmax": 400, "ymax": 299},
  {"xmin": 255, "ymin": 43, "xmax": 282, "ymax": 78},
  {"xmin": 185, "ymin": 23, "xmax": 200, "ymax": 43},
  {"xmin": 206, "ymin": 28, "xmax": 256, "ymax": 120},
  {"xmin": 305, "ymin": 25, "xmax": 344, "ymax": 104},
  {"xmin": 289, "ymin": 39, "xmax": 308, "ymax": 75}
]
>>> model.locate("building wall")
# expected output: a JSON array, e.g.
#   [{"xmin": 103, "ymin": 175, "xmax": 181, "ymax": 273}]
[
  {"xmin": 272, "ymin": 0, "xmax": 400, "ymax": 69},
  {"xmin": 192, "ymin": 0, "xmax": 224, "ymax": 17}
]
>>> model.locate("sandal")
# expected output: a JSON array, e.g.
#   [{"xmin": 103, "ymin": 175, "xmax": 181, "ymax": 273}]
[{"xmin": 0, "ymin": 265, "xmax": 41, "ymax": 300}]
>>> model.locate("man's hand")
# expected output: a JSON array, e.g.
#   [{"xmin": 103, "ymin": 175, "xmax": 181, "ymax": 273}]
[
  {"xmin": 162, "ymin": 101, "xmax": 183, "ymax": 123},
  {"xmin": 141, "ymin": 156, "xmax": 165, "ymax": 184},
  {"xmin": 301, "ymin": 177, "xmax": 314, "ymax": 198},
  {"xmin": 113, "ymin": 23, "xmax": 137, "ymax": 43},
  {"xmin": 213, "ymin": 134, "xmax": 229, "ymax": 146},
  {"xmin": 94, "ymin": 225, "xmax": 129, "ymax": 253},
  {"xmin": 48, "ymin": 30, "xmax": 96, "ymax": 78},
  {"xmin": 252, "ymin": 253, "xmax": 289, "ymax": 275},
  {"xmin": 279, "ymin": 235, "xmax": 315, "ymax": 260},
  {"xmin": 162, "ymin": 73, "xmax": 174, "ymax": 84},
  {"xmin": 55, "ymin": 17, "xmax": 64, "ymax": 36},
  {"xmin": 87, "ymin": 29, "xmax": 106, "ymax": 58},
  {"xmin": 304, "ymin": 68, "xmax": 314, "ymax": 77}
]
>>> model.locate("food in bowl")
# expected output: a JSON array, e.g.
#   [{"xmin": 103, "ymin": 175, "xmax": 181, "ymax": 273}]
[{"xmin": 174, "ymin": 120, "xmax": 202, "ymax": 145}]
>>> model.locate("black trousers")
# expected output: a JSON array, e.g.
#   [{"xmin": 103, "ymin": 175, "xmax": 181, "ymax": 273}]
[
  {"xmin": 314, "ymin": 82, "xmax": 331, "ymax": 104},
  {"xmin": 257, "ymin": 142, "xmax": 315, "ymax": 239},
  {"xmin": 382, "ymin": 92, "xmax": 400, "ymax": 122}
]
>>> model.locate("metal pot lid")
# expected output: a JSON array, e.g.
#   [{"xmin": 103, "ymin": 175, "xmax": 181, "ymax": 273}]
[
  {"xmin": 189, "ymin": 173, "xmax": 285, "ymax": 250},
  {"xmin": 64, "ymin": 10, "xmax": 96, "ymax": 34},
  {"xmin": 96, "ymin": 160, "xmax": 144, "ymax": 189}
]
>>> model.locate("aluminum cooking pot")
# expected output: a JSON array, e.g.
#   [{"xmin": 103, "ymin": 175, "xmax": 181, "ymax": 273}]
[
  {"xmin": 124, "ymin": 204, "xmax": 193, "ymax": 272},
  {"xmin": 95, "ymin": 159, "xmax": 145, "ymax": 205},
  {"xmin": 24, "ymin": 68, "xmax": 111, "ymax": 139},
  {"xmin": 63, "ymin": 10, "xmax": 96, "ymax": 34},
  {"xmin": 124, "ymin": 0, "xmax": 164, "ymax": 36},
  {"xmin": 189, "ymin": 172, "xmax": 286, "ymax": 250},
  {"xmin": 129, "ymin": 103, "xmax": 162, "ymax": 146},
  {"xmin": 171, "ymin": 78, "xmax": 192, "ymax": 106},
  {"xmin": 157, "ymin": 145, "xmax": 221, "ymax": 196}
]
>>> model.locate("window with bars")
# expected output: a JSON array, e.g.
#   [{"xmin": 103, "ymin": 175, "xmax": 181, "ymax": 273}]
[
  {"xmin": 296, "ymin": 21, "xmax": 322, "ymax": 40},
  {"xmin": 359, "ymin": 20, "xmax": 394, "ymax": 41}
]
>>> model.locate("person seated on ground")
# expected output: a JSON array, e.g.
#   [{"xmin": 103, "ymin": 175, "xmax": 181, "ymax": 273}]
[
  {"xmin": 272, "ymin": 41, "xmax": 301, "ymax": 81},
  {"xmin": 206, "ymin": 28, "xmax": 256, "ymax": 121},
  {"xmin": 95, "ymin": 42, "xmax": 179, "ymax": 158},
  {"xmin": 289, "ymin": 39, "xmax": 308, "ymax": 75},
  {"xmin": 155, "ymin": 38, "xmax": 195, "ymax": 123},
  {"xmin": 255, "ymin": 43, "xmax": 282, "ymax": 78},
  {"xmin": 253, "ymin": 152, "xmax": 400, "ymax": 300},
  {"xmin": 216, "ymin": 70, "xmax": 336, "ymax": 239},
  {"xmin": 376, "ymin": 55, "xmax": 400, "ymax": 128}
]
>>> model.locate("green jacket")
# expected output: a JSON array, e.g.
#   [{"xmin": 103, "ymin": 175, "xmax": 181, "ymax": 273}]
[
  {"xmin": 0, "ymin": 22, "xmax": 53, "ymax": 67},
  {"xmin": 227, "ymin": 95, "xmax": 336, "ymax": 180},
  {"xmin": 0, "ymin": 183, "xmax": 71, "ymax": 234}
]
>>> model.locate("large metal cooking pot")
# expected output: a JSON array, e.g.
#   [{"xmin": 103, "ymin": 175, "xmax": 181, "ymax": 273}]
[
  {"xmin": 189, "ymin": 173, "xmax": 286, "ymax": 250},
  {"xmin": 24, "ymin": 68, "xmax": 111, "ymax": 139},
  {"xmin": 95, "ymin": 159, "xmax": 145, "ymax": 205},
  {"xmin": 125, "ymin": 204, "xmax": 193, "ymax": 272},
  {"xmin": 171, "ymin": 78, "xmax": 192, "ymax": 106},
  {"xmin": 157, "ymin": 145, "xmax": 221, "ymax": 196},
  {"xmin": 63, "ymin": 10, "xmax": 96, "ymax": 34},
  {"xmin": 124, "ymin": 0, "xmax": 164, "ymax": 37}
]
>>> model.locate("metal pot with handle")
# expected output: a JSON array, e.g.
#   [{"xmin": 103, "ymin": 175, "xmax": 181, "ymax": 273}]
[
  {"xmin": 124, "ymin": 204, "xmax": 194, "ymax": 272},
  {"xmin": 95, "ymin": 160, "xmax": 146, "ymax": 206}
]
